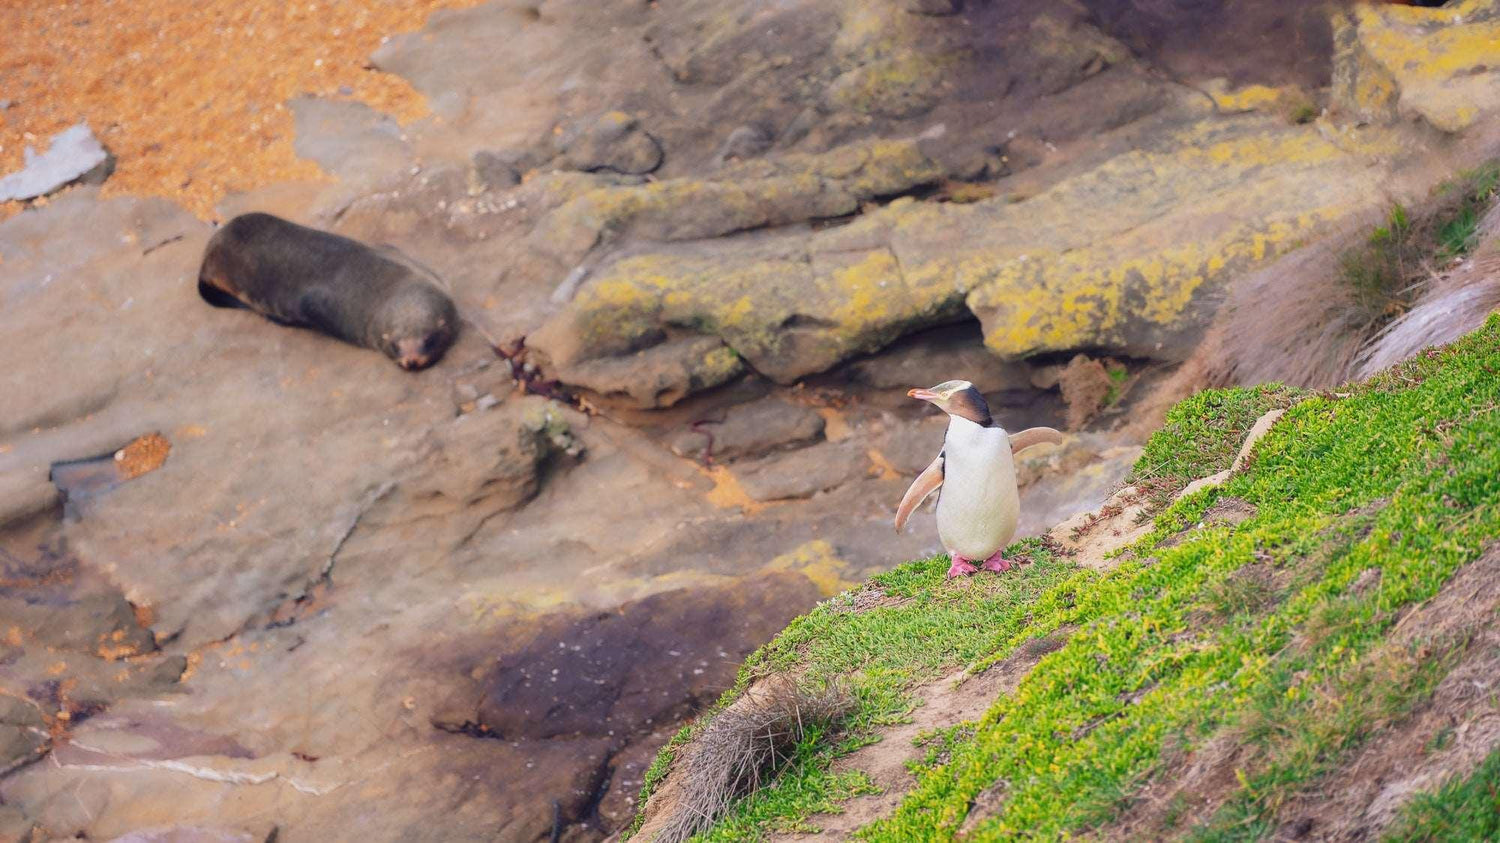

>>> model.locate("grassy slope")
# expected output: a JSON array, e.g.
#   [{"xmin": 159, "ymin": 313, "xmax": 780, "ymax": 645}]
[
  {"xmin": 634, "ymin": 315, "xmax": 1500, "ymax": 841},
  {"xmin": 1384, "ymin": 746, "xmax": 1500, "ymax": 842}
]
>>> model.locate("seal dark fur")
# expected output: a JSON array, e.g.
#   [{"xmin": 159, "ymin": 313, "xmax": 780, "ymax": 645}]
[{"xmin": 198, "ymin": 213, "xmax": 458, "ymax": 370}]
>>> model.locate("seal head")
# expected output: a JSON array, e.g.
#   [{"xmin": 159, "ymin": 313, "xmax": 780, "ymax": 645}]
[{"xmin": 371, "ymin": 284, "xmax": 458, "ymax": 371}]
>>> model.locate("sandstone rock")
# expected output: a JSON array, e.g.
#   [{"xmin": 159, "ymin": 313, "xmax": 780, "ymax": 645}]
[
  {"xmin": 870, "ymin": 416, "xmax": 947, "ymax": 475},
  {"xmin": 107, "ymin": 828, "xmax": 259, "ymax": 843},
  {"xmin": 594, "ymin": 732, "xmax": 673, "ymax": 830},
  {"xmin": 714, "ymin": 124, "xmax": 774, "ymax": 166},
  {"xmin": 559, "ymin": 111, "xmax": 664, "ymax": 175},
  {"xmin": 0, "ymin": 470, "xmax": 59, "ymax": 531},
  {"xmin": 734, "ymin": 440, "xmax": 870, "ymax": 501},
  {"xmin": 848, "ymin": 326, "xmax": 1034, "ymax": 393},
  {"xmin": 0, "ymin": 725, "xmax": 45, "ymax": 775},
  {"xmin": 667, "ymin": 399, "xmax": 826, "ymax": 462},
  {"xmin": 289, "ymin": 97, "xmax": 411, "ymax": 193},
  {"xmin": 366, "ymin": 399, "xmax": 555, "ymax": 529},
  {"xmin": 0, "ymin": 806, "xmax": 34, "ymax": 841},
  {"xmin": 559, "ymin": 334, "xmax": 745, "ymax": 408},
  {"xmin": 469, "ymin": 150, "xmax": 521, "ymax": 193},
  {"xmin": 902, "ymin": 0, "xmax": 959, "ymax": 16},
  {"xmin": 531, "ymin": 213, "xmax": 968, "ymax": 392},
  {"xmin": 826, "ymin": 50, "xmax": 952, "ymax": 119},
  {"xmin": 1016, "ymin": 442, "xmax": 1141, "ymax": 539},
  {"xmin": 527, "ymin": 136, "xmax": 947, "ymax": 265},
  {"xmin": 1332, "ymin": 1, "xmax": 1500, "ymax": 133},
  {"xmin": 533, "ymin": 106, "xmax": 1407, "ymax": 404}
]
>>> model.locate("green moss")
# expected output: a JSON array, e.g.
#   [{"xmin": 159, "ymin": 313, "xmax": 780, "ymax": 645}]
[
  {"xmin": 1128, "ymin": 382, "xmax": 1305, "ymax": 510},
  {"xmin": 628, "ymin": 542, "xmax": 1082, "ymax": 837},
  {"xmin": 1384, "ymin": 747, "xmax": 1500, "ymax": 842},
  {"xmin": 1103, "ymin": 363, "xmax": 1130, "ymax": 407},
  {"xmin": 864, "ymin": 316, "xmax": 1500, "ymax": 840},
  {"xmin": 649, "ymin": 315, "xmax": 1500, "ymax": 840}
]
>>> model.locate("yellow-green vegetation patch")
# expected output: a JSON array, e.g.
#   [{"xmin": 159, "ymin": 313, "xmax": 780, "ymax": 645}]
[
  {"xmin": 646, "ymin": 315, "xmax": 1500, "ymax": 840},
  {"xmin": 863, "ymin": 316, "xmax": 1500, "ymax": 840},
  {"xmin": 1127, "ymin": 382, "xmax": 1306, "ymax": 511},
  {"xmin": 626, "ymin": 542, "xmax": 1087, "ymax": 838}
]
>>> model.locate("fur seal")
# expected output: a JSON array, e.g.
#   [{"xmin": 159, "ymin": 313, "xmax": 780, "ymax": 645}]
[
  {"xmin": 198, "ymin": 213, "xmax": 458, "ymax": 370},
  {"xmin": 894, "ymin": 380, "xmax": 1064, "ymax": 578}
]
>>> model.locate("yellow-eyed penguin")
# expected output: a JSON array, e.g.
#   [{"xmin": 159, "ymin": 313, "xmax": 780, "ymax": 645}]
[{"xmin": 894, "ymin": 380, "xmax": 1064, "ymax": 578}]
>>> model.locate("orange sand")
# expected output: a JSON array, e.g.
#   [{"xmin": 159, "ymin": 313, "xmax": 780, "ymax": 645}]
[
  {"xmin": 0, "ymin": 0, "xmax": 483, "ymax": 218},
  {"xmin": 114, "ymin": 432, "xmax": 171, "ymax": 479}
]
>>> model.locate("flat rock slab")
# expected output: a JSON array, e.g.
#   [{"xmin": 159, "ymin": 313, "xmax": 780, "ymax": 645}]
[
  {"xmin": 0, "ymin": 123, "xmax": 110, "ymax": 202},
  {"xmin": 734, "ymin": 440, "xmax": 872, "ymax": 502},
  {"xmin": 667, "ymin": 399, "xmax": 826, "ymax": 463}
]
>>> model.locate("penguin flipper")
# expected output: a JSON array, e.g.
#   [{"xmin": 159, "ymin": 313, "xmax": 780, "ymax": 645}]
[
  {"xmin": 895, "ymin": 453, "xmax": 945, "ymax": 533},
  {"xmin": 1008, "ymin": 427, "xmax": 1065, "ymax": 454}
]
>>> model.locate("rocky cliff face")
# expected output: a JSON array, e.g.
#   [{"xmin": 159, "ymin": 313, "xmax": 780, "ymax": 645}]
[{"xmin": 2, "ymin": 1, "xmax": 1499, "ymax": 841}]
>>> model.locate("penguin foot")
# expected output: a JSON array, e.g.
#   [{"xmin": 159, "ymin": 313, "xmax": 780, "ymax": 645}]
[
  {"xmin": 946, "ymin": 557, "xmax": 979, "ymax": 578},
  {"xmin": 981, "ymin": 552, "xmax": 1014, "ymax": 573}
]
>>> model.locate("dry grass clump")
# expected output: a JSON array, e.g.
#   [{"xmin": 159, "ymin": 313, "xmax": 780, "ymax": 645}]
[
  {"xmin": 653, "ymin": 678, "xmax": 855, "ymax": 843},
  {"xmin": 1127, "ymin": 162, "xmax": 1500, "ymax": 440}
]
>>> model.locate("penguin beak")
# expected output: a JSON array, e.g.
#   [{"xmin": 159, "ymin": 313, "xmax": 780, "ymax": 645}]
[{"xmin": 908, "ymin": 387, "xmax": 939, "ymax": 403}]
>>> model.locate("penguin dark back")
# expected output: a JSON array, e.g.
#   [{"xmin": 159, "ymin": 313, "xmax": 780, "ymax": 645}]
[{"xmin": 198, "ymin": 212, "xmax": 458, "ymax": 371}]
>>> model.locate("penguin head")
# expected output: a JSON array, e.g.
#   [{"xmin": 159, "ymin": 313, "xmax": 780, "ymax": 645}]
[{"xmin": 908, "ymin": 380, "xmax": 994, "ymax": 427}]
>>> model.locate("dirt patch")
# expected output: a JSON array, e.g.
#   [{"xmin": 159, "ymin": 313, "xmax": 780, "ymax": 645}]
[
  {"xmin": 830, "ymin": 587, "xmax": 912, "ymax": 614},
  {"xmin": 1159, "ymin": 497, "xmax": 1259, "ymax": 549},
  {"xmin": 1099, "ymin": 545, "xmax": 1500, "ymax": 841},
  {"xmin": 1201, "ymin": 496, "xmax": 1257, "ymax": 527},
  {"xmin": 1047, "ymin": 486, "xmax": 1152, "ymax": 570},
  {"xmin": 766, "ymin": 631, "xmax": 1074, "ymax": 840}
]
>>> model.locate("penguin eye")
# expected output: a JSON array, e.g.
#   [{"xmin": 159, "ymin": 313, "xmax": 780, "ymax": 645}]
[{"xmin": 381, "ymin": 333, "xmax": 391, "ymax": 341}]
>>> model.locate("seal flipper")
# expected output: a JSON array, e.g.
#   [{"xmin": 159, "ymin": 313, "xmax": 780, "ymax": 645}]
[
  {"xmin": 895, "ymin": 452, "xmax": 945, "ymax": 533},
  {"xmin": 198, "ymin": 275, "xmax": 250, "ymax": 310}
]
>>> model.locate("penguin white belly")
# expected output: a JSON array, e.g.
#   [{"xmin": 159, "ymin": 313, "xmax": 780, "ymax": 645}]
[{"xmin": 935, "ymin": 420, "xmax": 1019, "ymax": 561}]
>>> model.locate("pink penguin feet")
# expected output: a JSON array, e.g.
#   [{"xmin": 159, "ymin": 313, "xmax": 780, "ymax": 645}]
[
  {"xmin": 945, "ymin": 556, "xmax": 980, "ymax": 578},
  {"xmin": 981, "ymin": 550, "xmax": 1014, "ymax": 573}
]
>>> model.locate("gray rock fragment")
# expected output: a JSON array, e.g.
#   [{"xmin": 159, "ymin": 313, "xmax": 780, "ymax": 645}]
[
  {"xmin": 470, "ymin": 150, "xmax": 521, "ymax": 194},
  {"xmin": 0, "ymin": 123, "xmax": 111, "ymax": 202},
  {"xmin": 714, "ymin": 124, "xmax": 774, "ymax": 166},
  {"xmin": 559, "ymin": 111, "xmax": 663, "ymax": 175}
]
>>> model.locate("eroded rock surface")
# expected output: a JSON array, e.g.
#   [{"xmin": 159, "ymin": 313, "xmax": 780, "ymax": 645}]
[{"xmin": 4, "ymin": 0, "xmax": 1500, "ymax": 840}]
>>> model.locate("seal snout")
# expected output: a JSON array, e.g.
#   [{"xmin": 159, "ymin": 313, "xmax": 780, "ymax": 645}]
[{"xmin": 395, "ymin": 337, "xmax": 435, "ymax": 371}]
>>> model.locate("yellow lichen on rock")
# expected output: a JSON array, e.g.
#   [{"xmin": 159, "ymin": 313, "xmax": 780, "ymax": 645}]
[
  {"xmin": 1208, "ymin": 83, "xmax": 1288, "ymax": 114},
  {"xmin": 762, "ymin": 540, "xmax": 858, "ymax": 597},
  {"xmin": 973, "ymin": 208, "xmax": 1344, "ymax": 357},
  {"xmin": 1340, "ymin": 0, "xmax": 1500, "ymax": 132}
]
